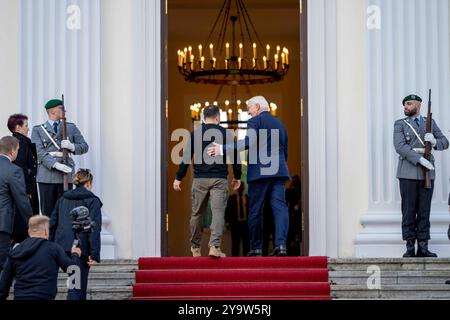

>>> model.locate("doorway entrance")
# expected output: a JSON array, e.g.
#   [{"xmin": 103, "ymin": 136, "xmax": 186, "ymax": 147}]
[{"xmin": 162, "ymin": 0, "xmax": 309, "ymax": 257}]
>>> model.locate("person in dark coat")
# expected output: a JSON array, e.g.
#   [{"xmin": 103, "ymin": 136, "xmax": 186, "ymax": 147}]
[
  {"xmin": 50, "ymin": 169, "xmax": 102, "ymax": 300},
  {"xmin": 0, "ymin": 136, "xmax": 33, "ymax": 272},
  {"xmin": 225, "ymin": 182, "xmax": 249, "ymax": 256},
  {"xmin": 285, "ymin": 175, "xmax": 302, "ymax": 256},
  {"xmin": 7, "ymin": 114, "xmax": 40, "ymax": 244},
  {"xmin": 0, "ymin": 215, "xmax": 81, "ymax": 300}
]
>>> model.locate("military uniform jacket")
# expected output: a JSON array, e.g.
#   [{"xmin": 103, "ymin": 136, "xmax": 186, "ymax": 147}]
[
  {"xmin": 31, "ymin": 121, "xmax": 89, "ymax": 184},
  {"xmin": 394, "ymin": 116, "xmax": 449, "ymax": 180}
]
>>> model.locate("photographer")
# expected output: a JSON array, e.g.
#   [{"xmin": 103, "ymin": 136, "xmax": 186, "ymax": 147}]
[
  {"xmin": 0, "ymin": 216, "xmax": 81, "ymax": 300},
  {"xmin": 50, "ymin": 169, "xmax": 102, "ymax": 300}
]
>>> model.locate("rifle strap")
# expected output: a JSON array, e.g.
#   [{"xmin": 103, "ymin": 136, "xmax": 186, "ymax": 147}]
[
  {"xmin": 41, "ymin": 125, "xmax": 61, "ymax": 151},
  {"xmin": 403, "ymin": 120, "xmax": 425, "ymax": 147}
]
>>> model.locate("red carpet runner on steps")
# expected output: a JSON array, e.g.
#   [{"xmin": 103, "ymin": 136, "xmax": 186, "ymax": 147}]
[{"xmin": 133, "ymin": 257, "xmax": 331, "ymax": 300}]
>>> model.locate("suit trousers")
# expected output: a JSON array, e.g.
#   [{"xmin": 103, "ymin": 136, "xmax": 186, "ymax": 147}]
[
  {"xmin": 67, "ymin": 255, "xmax": 90, "ymax": 301},
  {"xmin": 248, "ymin": 178, "xmax": 289, "ymax": 250},
  {"xmin": 38, "ymin": 183, "xmax": 73, "ymax": 217},
  {"xmin": 399, "ymin": 178, "xmax": 435, "ymax": 241},
  {"xmin": 0, "ymin": 231, "xmax": 11, "ymax": 272}
]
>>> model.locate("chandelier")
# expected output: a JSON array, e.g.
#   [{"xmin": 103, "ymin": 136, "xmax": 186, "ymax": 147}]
[{"xmin": 177, "ymin": 0, "xmax": 290, "ymax": 86}]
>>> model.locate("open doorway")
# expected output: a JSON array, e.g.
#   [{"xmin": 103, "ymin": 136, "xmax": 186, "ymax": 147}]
[{"xmin": 163, "ymin": 0, "xmax": 308, "ymax": 257}]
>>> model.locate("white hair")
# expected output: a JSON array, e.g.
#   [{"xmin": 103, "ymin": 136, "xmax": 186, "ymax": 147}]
[{"xmin": 247, "ymin": 96, "xmax": 270, "ymax": 111}]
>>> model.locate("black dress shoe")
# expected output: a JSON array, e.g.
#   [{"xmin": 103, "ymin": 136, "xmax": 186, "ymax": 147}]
[
  {"xmin": 247, "ymin": 249, "xmax": 262, "ymax": 257},
  {"xmin": 270, "ymin": 245, "xmax": 287, "ymax": 257}
]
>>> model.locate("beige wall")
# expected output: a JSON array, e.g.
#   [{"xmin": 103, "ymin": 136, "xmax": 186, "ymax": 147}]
[
  {"xmin": 337, "ymin": 0, "xmax": 368, "ymax": 257},
  {"xmin": 0, "ymin": 0, "xmax": 19, "ymax": 137}
]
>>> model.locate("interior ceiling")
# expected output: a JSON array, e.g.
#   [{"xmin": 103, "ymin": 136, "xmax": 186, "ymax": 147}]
[{"xmin": 169, "ymin": 0, "xmax": 299, "ymax": 41}]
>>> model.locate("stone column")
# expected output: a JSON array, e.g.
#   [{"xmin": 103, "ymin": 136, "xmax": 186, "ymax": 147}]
[
  {"xmin": 101, "ymin": 0, "xmax": 162, "ymax": 258},
  {"xmin": 0, "ymin": 0, "xmax": 19, "ymax": 137}
]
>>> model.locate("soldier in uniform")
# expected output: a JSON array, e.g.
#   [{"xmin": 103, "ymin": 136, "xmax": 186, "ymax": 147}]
[
  {"xmin": 31, "ymin": 99, "xmax": 89, "ymax": 217},
  {"xmin": 394, "ymin": 94, "xmax": 449, "ymax": 258}
]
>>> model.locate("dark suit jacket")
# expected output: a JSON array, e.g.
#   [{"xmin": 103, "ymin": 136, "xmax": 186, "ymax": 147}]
[
  {"xmin": 226, "ymin": 111, "xmax": 290, "ymax": 182},
  {"xmin": 0, "ymin": 156, "xmax": 33, "ymax": 234}
]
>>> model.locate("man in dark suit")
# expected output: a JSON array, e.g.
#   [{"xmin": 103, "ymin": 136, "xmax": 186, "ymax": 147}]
[
  {"xmin": 209, "ymin": 96, "xmax": 290, "ymax": 256},
  {"xmin": 0, "ymin": 136, "xmax": 33, "ymax": 272}
]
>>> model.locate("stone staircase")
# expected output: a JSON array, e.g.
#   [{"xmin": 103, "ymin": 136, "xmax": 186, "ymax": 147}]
[
  {"xmin": 8, "ymin": 260, "xmax": 137, "ymax": 300},
  {"xmin": 329, "ymin": 258, "xmax": 450, "ymax": 300},
  {"xmin": 8, "ymin": 258, "xmax": 450, "ymax": 300},
  {"xmin": 55, "ymin": 260, "xmax": 137, "ymax": 300}
]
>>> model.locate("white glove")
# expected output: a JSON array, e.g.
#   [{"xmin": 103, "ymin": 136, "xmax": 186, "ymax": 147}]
[
  {"xmin": 61, "ymin": 140, "xmax": 75, "ymax": 152},
  {"xmin": 53, "ymin": 162, "xmax": 72, "ymax": 173},
  {"xmin": 419, "ymin": 157, "xmax": 435, "ymax": 171},
  {"xmin": 424, "ymin": 133, "xmax": 437, "ymax": 148}
]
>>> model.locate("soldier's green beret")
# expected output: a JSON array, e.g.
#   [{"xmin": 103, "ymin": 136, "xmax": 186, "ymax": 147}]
[
  {"xmin": 45, "ymin": 99, "xmax": 63, "ymax": 110},
  {"xmin": 402, "ymin": 94, "xmax": 422, "ymax": 105}
]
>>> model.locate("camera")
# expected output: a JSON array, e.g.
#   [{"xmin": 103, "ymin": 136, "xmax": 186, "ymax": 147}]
[{"xmin": 70, "ymin": 206, "xmax": 95, "ymax": 246}]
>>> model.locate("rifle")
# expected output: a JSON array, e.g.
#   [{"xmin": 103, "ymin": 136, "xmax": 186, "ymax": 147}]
[
  {"xmin": 424, "ymin": 89, "xmax": 433, "ymax": 190},
  {"xmin": 61, "ymin": 94, "xmax": 70, "ymax": 191}
]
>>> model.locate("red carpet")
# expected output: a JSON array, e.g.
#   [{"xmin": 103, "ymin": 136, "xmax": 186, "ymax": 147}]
[{"xmin": 133, "ymin": 257, "xmax": 330, "ymax": 300}]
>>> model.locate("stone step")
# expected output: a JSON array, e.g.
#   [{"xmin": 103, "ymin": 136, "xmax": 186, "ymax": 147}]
[
  {"xmin": 329, "ymin": 258, "xmax": 450, "ymax": 271},
  {"xmin": 8, "ymin": 286, "xmax": 132, "ymax": 301},
  {"xmin": 57, "ymin": 272, "xmax": 135, "ymax": 287},
  {"xmin": 330, "ymin": 270, "xmax": 450, "ymax": 285},
  {"xmin": 332, "ymin": 284, "xmax": 450, "ymax": 300},
  {"xmin": 55, "ymin": 286, "xmax": 132, "ymax": 300}
]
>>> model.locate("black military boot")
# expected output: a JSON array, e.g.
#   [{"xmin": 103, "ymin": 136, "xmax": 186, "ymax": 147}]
[
  {"xmin": 402, "ymin": 240, "xmax": 416, "ymax": 258},
  {"xmin": 416, "ymin": 241, "xmax": 438, "ymax": 258}
]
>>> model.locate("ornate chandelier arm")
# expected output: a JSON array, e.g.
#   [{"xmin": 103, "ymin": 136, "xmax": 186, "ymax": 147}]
[
  {"xmin": 205, "ymin": 0, "xmax": 230, "ymax": 49},
  {"xmin": 214, "ymin": 85, "xmax": 225, "ymax": 103},
  {"xmin": 237, "ymin": 0, "xmax": 265, "ymax": 49},
  {"xmin": 216, "ymin": 1, "xmax": 232, "ymax": 57},
  {"xmin": 236, "ymin": 0, "xmax": 254, "ymax": 50}
]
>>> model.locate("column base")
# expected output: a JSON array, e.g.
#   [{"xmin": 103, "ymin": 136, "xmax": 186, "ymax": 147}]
[
  {"xmin": 100, "ymin": 213, "xmax": 117, "ymax": 260},
  {"xmin": 354, "ymin": 213, "xmax": 450, "ymax": 258}
]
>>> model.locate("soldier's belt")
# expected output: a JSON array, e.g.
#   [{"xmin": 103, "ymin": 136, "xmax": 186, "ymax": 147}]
[
  {"xmin": 413, "ymin": 148, "xmax": 425, "ymax": 154},
  {"xmin": 49, "ymin": 152, "xmax": 71, "ymax": 158}
]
